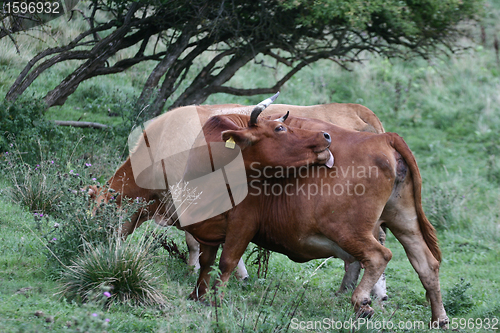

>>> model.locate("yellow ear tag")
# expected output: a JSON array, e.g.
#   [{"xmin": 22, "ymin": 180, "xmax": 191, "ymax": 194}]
[{"xmin": 225, "ymin": 136, "xmax": 236, "ymax": 149}]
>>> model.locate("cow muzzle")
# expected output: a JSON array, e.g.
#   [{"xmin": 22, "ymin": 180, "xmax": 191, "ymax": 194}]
[
  {"xmin": 314, "ymin": 131, "xmax": 333, "ymax": 168},
  {"xmin": 316, "ymin": 148, "xmax": 334, "ymax": 168}
]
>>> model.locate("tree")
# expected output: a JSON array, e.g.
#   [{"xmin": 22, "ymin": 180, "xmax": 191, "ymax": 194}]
[
  {"xmin": 0, "ymin": 0, "xmax": 80, "ymax": 53},
  {"xmin": 5, "ymin": 0, "xmax": 481, "ymax": 117}
]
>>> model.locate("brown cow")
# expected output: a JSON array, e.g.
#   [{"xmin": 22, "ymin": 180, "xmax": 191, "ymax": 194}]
[
  {"xmin": 181, "ymin": 109, "xmax": 448, "ymax": 327},
  {"xmin": 88, "ymin": 95, "xmax": 387, "ymax": 293}
]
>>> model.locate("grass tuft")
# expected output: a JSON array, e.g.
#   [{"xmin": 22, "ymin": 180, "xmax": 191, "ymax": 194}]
[
  {"xmin": 60, "ymin": 236, "xmax": 166, "ymax": 307},
  {"xmin": 6, "ymin": 158, "xmax": 63, "ymax": 214}
]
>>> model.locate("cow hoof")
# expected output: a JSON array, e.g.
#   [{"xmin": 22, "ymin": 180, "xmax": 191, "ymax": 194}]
[
  {"xmin": 355, "ymin": 299, "xmax": 374, "ymax": 318},
  {"xmin": 430, "ymin": 317, "xmax": 449, "ymax": 329},
  {"xmin": 439, "ymin": 318, "xmax": 449, "ymax": 330},
  {"xmin": 188, "ymin": 292, "xmax": 199, "ymax": 301},
  {"xmin": 188, "ymin": 293, "xmax": 212, "ymax": 306},
  {"xmin": 356, "ymin": 305, "xmax": 375, "ymax": 319},
  {"xmin": 188, "ymin": 291, "xmax": 209, "ymax": 304}
]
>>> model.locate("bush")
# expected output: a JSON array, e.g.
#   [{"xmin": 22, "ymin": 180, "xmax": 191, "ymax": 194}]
[
  {"xmin": 60, "ymin": 236, "xmax": 166, "ymax": 307},
  {"xmin": 45, "ymin": 185, "xmax": 149, "ymax": 271},
  {"xmin": 0, "ymin": 98, "xmax": 64, "ymax": 164},
  {"xmin": 2, "ymin": 144, "xmax": 92, "ymax": 217},
  {"xmin": 443, "ymin": 278, "xmax": 475, "ymax": 316}
]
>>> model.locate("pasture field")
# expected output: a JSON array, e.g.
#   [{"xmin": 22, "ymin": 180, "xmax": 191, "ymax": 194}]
[{"xmin": 1, "ymin": 3, "xmax": 500, "ymax": 332}]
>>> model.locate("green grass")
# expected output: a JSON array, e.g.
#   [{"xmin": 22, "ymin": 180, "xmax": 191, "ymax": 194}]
[
  {"xmin": 1, "ymin": 2, "xmax": 500, "ymax": 331},
  {"xmin": 0, "ymin": 202, "xmax": 498, "ymax": 332}
]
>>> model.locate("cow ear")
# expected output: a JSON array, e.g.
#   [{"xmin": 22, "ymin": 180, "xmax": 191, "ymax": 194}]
[{"xmin": 221, "ymin": 129, "xmax": 256, "ymax": 149}]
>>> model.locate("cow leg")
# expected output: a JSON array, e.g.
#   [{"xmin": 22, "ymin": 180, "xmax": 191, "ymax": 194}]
[
  {"xmin": 371, "ymin": 226, "xmax": 388, "ymax": 301},
  {"xmin": 388, "ymin": 228, "xmax": 447, "ymax": 327},
  {"xmin": 189, "ymin": 243, "xmax": 219, "ymax": 302},
  {"xmin": 216, "ymin": 244, "xmax": 249, "ymax": 281},
  {"xmin": 338, "ymin": 226, "xmax": 388, "ymax": 302},
  {"xmin": 212, "ymin": 230, "xmax": 255, "ymax": 298},
  {"xmin": 214, "ymin": 248, "xmax": 248, "ymax": 299},
  {"xmin": 182, "ymin": 232, "xmax": 248, "ymax": 280},
  {"xmin": 340, "ymin": 261, "xmax": 388, "ymax": 301},
  {"xmin": 234, "ymin": 258, "xmax": 249, "ymax": 281},
  {"xmin": 338, "ymin": 261, "xmax": 361, "ymax": 293},
  {"xmin": 383, "ymin": 212, "xmax": 448, "ymax": 327},
  {"xmin": 349, "ymin": 239, "xmax": 392, "ymax": 317},
  {"xmin": 371, "ymin": 272, "xmax": 387, "ymax": 302},
  {"xmin": 184, "ymin": 232, "xmax": 201, "ymax": 270}
]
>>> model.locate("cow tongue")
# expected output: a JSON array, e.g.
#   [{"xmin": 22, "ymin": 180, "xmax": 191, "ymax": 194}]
[
  {"xmin": 325, "ymin": 149, "xmax": 334, "ymax": 168},
  {"xmin": 317, "ymin": 148, "xmax": 334, "ymax": 168}
]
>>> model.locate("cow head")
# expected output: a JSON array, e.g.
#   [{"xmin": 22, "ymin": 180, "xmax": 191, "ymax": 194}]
[
  {"xmin": 220, "ymin": 118, "xmax": 332, "ymax": 169},
  {"xmin": 86, "ymin": 184, "xmax": 120, "ymax": 213},
  {"xmin": 197, "ymin": 93, "xmax": 333, "ymax": 170}
]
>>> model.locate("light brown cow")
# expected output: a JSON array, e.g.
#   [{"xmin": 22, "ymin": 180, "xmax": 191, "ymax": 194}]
[
  {"xmin": 181, "ymin": 108, "xmax": 448, "ymax": 327},
  {"xmin": 88, "ymin": 96, "xmax": 387, "ymax": 293}
]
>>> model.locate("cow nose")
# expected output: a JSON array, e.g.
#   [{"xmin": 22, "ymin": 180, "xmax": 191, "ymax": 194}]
[{"xmin": 323, "ymin": 132, "xmax": 331, "ymax": 143}]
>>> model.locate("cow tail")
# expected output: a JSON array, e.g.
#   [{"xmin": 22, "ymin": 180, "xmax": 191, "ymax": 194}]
[{"xmin": 389, "ymin": 133, "xmax": 442, "ymax": 263}]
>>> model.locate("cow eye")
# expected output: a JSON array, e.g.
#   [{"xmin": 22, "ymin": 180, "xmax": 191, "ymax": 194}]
[{"xmin": 274, "ymin": 125, "xmax": 286, "ymax": 132}]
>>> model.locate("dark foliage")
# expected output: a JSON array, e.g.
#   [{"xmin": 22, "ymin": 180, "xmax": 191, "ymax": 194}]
[{"xmin": 4, "ymin": 0, "xmax": 482, "ymax": 115}]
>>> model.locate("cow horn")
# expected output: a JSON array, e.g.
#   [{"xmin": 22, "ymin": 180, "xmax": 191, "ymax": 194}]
[
  {"xmin": 277, "ymin": 110, "xmax": 289, "ymax": 122},
  {"xmin": 249, "ymin": 91, "xmax": 280, "ymax": 126}
]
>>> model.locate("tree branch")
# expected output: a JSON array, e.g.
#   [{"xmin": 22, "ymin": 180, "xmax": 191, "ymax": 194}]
[
  {"xmin": 43, "ymin": 2, "xmax": 141, "ymax": 107},
  {"xmin": 138, "ymin": 23, "xmax": 197, "ymax": 106},
  {"xmin": 169, "ymin": 42, "xmax": 266, "ymax": 109},
  {"xmin": 5, "ymin": 20, "xmax": 117, "ymax": 101},
  {"xmin": 148, "ymin": 35, "xmax": 220, "ymax": 116},
  {"xmin": 263, "ymin": 50, "xmax": 293, "ymax": 66}
]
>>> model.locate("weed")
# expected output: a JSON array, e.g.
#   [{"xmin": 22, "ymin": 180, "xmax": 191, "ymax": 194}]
[
  {"xmin": 148, "ymin": 231, "xmax": 188, "ymax": 264},
  {"xmin": 45, "ymin": 187, "xmax": 148, "ymax": 271},
  {"xmin": 247, "ymin": 245, "xmax": 272, "ymax": 279},
  {"xmin": 443, "ymin": 278, "xmax": 475, "ymax": 316}
]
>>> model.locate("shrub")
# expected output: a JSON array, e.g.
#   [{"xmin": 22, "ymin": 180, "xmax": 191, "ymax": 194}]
[
  {"xmin": 60, "ymin": 236, "xmax": 166, "ymax": 307},
  {"xmin": 443, "ymin": 278, "xmax": 475, "ymax": 316},
  {"xmin": 45, "ymin": 186, "xmax": 147, "ymax": 270},
  {"xmin": 0, "ymin": 98, "xmax": 64, "ymax": 164}
]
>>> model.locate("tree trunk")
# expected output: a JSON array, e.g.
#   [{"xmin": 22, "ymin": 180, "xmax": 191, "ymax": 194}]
[{"xmin": 54, "ymin": 120, "xmax": 108, "ymax": 129}]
